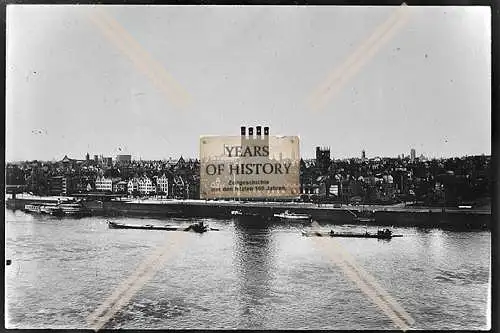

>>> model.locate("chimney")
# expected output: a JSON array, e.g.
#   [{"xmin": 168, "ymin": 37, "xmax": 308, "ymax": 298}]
[
  {"xmin": 264, "ymin": 126, "xmax": 269, "ymax": 136},
  {"xmin": 248, "ymin": 127, "xmax": 254, "ymax": 137},
  {"xmin": 240, "ymin": 126, "xmax": 246, "ymax": 136}
]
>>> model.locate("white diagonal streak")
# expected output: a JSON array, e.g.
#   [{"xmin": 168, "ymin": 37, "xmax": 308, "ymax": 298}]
[
  {"xmin": 87, "ymin": 7, "xmax": 191, "ymax": 110},
  {"xmin": 313, "ymin": 237, "xmax": 415, "ymax": 330},
  {"xmin": 308, "ymin": 3, "xmax": 410, "ymax": 112},
  {"xmin": 87, "ymin": 233, "xmax": 187, "ymax": 331}
]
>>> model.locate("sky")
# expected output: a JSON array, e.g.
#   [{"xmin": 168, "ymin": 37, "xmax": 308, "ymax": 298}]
[{"xmin": 6, "ymin": 5, "xmax": 491, "ymax": 161}]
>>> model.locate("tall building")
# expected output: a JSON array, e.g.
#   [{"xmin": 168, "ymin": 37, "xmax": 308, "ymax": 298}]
[
  {"xmin": 316, "ymin": 147, "xmax": 331, "ymax": 174},
  {"xmin": 116, "ymin": 154, "xmax": 132, "ymax": 165},
  {"xmin": 361, "ymin": 150, "xmax": 366, "ymax": 161},
  {"xmin": 156, "ymin": 174, "xmax": 169, "ymax": 196},
  {"xmin": 102, "ymin": 157, "xmax": 113, "ymax": 167},
  {"xmin": 95, "ymin": 176, "xmax": 121, "ymax": 192},
  {"xmin": 85, "ymin": 153, "xmax": 90, "ymax": 161},
  {"xmin": 48, "ymin": 176, "xmax": 76, "ymax": 195},
  {"xmin": 127, "ymin": 178, "xmax": 139, "ymax": 195},
  {"xmin": 410, "ymin": 148, "xmax": 416, "ymax": 162}
]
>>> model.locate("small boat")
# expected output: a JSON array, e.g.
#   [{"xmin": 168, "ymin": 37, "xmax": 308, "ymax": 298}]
[
  {"xmin": 353, "ymin": 217, "xmax": 376, "ymax": 223},
  {"xmin": 231, "ymin": 210, "xmax": 262, "ymax": 218},
  {"xmin": 274, "ymin": 210, "xmax": 311, "ymax": 221},
  {"xmin": 24, "ymin": 204, "xmax": 42, "ymax": 214},
  {"xmin": 184, "ymin": 221, "xmax": 210, "ymax": 233},
  {"xmin": 184, "ymin": 221, "xmax": 220, "ymax": 232},
  {"xmin": 40, "ymin": 205, "xmax": 65, "ymax": 216},
  {"xmin": 108, "ymin": 221, "xmax": 179, "ymax": 231},
  {"xmin": 302, "ymin": 228, "xmax": 402, "ymax": 239}
]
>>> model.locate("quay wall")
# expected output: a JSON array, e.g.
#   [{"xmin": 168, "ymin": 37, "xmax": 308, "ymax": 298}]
[
  {"xmin": 372, "ymin": 210, "xmax": 491, "ymax": 229},
  {"xmin": 5, "ymin": 197, "xmax": 491, "ymax": 229},
  {"xmin": 95, "ymin": 201, "xmax": 356, "ymax": 222}
]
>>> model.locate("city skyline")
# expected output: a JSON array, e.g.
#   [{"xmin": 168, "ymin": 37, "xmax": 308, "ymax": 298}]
[
  {"xmin": 6, "ymin": 146, "xmax": 489, "ymax": 163},
  {"xmin": 6, "ymin": 6, "xmax": 491, "ymax": 162}
]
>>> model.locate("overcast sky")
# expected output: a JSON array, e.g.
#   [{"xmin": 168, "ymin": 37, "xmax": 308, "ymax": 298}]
[{"xmin": 6, "ymin": 5, "xmax": 490, "ymax": 161}]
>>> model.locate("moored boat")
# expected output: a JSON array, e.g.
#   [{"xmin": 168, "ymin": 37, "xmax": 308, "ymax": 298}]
[
  {"xmin": 353, "ymin": 217, "xmax": 376, "ymax": 223},
  {"xmin": 231, "ymin": 210, "xmax": 262, "ymax": 218},
  {"xmin": 58, "ymin": 202, "xmax": 91, "ymax": 216},
  {"xmin": 24, "ymin": 204, "xmax": 42, "ymax": 214},
  {"xmin": 24, "ymin": 200, "xmax": 89, "ymax": 217},
  {"xmin": 40, "ymin": 205, "xmax": 64, "ymax": 216},
  {"xmin": 274, "ymin": 210, "xmax": 311, "ymax": 221}
]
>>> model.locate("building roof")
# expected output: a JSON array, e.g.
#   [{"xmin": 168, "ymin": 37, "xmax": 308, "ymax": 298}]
[{"xmin": 61, "ymin": 155, "xmax": 75, "ymax": 163}]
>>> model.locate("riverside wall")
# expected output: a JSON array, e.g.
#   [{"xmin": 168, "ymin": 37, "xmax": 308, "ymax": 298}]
[{"xmin": 5, "ymin": 197, "xmax": 491, "ymax": 229}]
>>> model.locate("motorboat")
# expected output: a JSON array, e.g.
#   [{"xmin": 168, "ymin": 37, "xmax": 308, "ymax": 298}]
[{"xmin": 274, "ymin": 210, "xmax": 311, "ymax": 221}]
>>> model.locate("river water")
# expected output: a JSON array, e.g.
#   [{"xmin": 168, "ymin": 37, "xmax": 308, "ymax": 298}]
[{"xmin": 5, "ymin": 209, "xmax": 490, "ymax": 330}]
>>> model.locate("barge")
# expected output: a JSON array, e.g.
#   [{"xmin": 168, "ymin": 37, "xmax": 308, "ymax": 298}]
[
  {"xmin": 108, "ymin": 221, "xmax": 179, "ymax": 230},
  {"xmin": 107, "ymin": 221, "xmax": 218, "ymax": 233},
  {"xmin": 302, "ymin": 229, "xmax": 403, "ymax": 239}
]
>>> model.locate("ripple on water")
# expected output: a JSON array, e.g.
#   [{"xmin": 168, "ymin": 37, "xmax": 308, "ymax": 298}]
[
  {"xmin": 105, "ymin": 297, "xmax": 198, "ymax": 329},
  {"xmin": 434, "ymin": 267, "xmax": 490, "ymax": 285}
]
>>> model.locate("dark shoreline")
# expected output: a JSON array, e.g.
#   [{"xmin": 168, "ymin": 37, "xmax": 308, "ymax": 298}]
[{"xmin": 5, "ymin": 196, "xmax": 491, "ymax": 230}]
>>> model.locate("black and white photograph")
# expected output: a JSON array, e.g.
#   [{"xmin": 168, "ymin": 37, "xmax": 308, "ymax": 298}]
[{"xmin": 4, "ymin": 4, "xmax": 492, "ymax": 330}]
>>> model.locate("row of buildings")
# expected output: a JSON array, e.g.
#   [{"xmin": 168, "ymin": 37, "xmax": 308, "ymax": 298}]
[
  {"xmin": 5, "ymin": 125, "xmax": 491, "ymax": 205},
  {"xmin": 299, "ymin": 146, "xmax": 490, "ymax": 205},
  {"xmin": 94, "ymin": 174, "xmax": 171, "ymax": 195},
  {"xmin": 6, "ymin": 154, "xmax": 200, "ymax": 199}
]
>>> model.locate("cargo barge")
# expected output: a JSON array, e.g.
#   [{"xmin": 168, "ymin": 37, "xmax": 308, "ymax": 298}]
[{"xmin": 302, "ymin": 229, "xmax": 403, "ymax": 239}]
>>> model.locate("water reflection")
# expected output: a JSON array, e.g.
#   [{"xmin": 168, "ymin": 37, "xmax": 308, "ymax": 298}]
[{"xmin": 232, "ymin": 216, "xmax": 275, "ymax": 328}]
